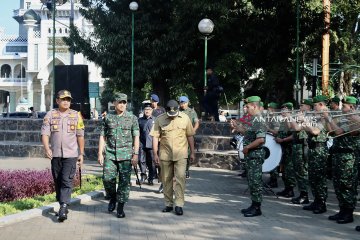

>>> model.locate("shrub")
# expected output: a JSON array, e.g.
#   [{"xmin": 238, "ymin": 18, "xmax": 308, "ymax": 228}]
[{"xmin": 0, "ymin": 169, "xmax": 81, "ymax": 202}]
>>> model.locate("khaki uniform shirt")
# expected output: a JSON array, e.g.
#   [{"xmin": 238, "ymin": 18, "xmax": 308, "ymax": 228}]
[
  {"xmin": 41, "ymin": 109, "xmax": 85, "ymax": 158},
  {"xmin": 150, "ymin": 112, "xmax": 195, "ymax": 161},
  {"xmin": 100, "ymin": 111, "xmax": 139, "ymax": 161}
]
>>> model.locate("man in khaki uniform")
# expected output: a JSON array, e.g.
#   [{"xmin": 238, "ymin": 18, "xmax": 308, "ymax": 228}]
[
  {"xmin": 41, "ymin": 90, "xmax": 85, "ymax": 222},
  {"xmin": 151, "ymin": 100, "xmax": 195, "ymax": 216}
]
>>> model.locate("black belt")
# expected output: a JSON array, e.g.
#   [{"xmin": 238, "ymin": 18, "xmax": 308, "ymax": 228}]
[
  {"xmin": 308, "ymin": 142, "xmax": 326, "ymax": 149},
  {"xmin": 330, "ymin": 148, "xmax": 354, "ymax": 154}
]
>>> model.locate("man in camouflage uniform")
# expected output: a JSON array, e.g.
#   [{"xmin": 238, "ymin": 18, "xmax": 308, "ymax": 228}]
[
  {"xmin": 230, "ymin": 96, "xmax": 266, "ymax": 217},
  {"xmin": 179, "ymin": 96, "xmax": 200, "ymax": 178},
  {"xmin": 324, "ymin": 96, "xmax": 359, "ymax": 224},
  {"xmin": 275, "ymin": 102, "xmax": 296, "ymax": 198},
  {"xmin": 286, "ymin": 99, "xmax": 312, "ymax": 204},
  {"xmin": 98, "ymin": 93, "xmax": 140, "ymax": 218},
  {"xmin": 302, "ymin": 95, "xmax": 329, "ymax": 214},
  {"xmin": 41, "ymin": 90, "xmax": 85, "ymax": 222}
]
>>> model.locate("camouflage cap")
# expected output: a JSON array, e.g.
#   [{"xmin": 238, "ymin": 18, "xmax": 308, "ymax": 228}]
[
  {"xmin": 330, "ymin": 96, "xmax": 340, "ymax": 104},
  {"xmin": 113, "ymin": 93, "xmax": 127, "ymax": 102},
  {"xmin": 57, "ymin": 90, "xmax": 72, "ymax": 99},
  {"xmin": 301, "ymin": 99, "xmax": 313, "ymax": 106},
  {"xmin": 342, "ymin": 96, "xmax": 357, "ymax": 105},
  {"xmin": 281, "ymin": 102, "xmax": 293, "ymax": 109},
  {"xmin": 267, "ymin": 102, "xmax": 278, "ymax": 109},
  {"xmin": 245, "ymin": 96, "xmax": 261, "ymax": 103},
  {"xmin": 313, "ymin": 95, "xmax": 328, "ymax": 104}
]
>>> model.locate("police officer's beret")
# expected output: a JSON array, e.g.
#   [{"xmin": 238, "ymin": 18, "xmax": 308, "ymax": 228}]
[
  {"xmin": 57, "ymin": 90, "xmax": 72, "ymax": 99},
  {"xmin": 342, "ymin": 96, "xmax": 357, "ymax": 105},
  {"xmin": 330, "ymin": 96, "xmax": 340, "ymax": 104},
  {"xmin": 245, "ymin": 96, "xmax": 261, "ymax": 103},
  {"xmin": 301, "ymin": 99, "xmax": 313, "ymax": 106},
  {"xmin": 150, "ymin": 94, "xmax": 160, "ymax": 102},
  {"xmin": 281, "ymin": 102, "xmax": 293, "ymax": 109},
  {"xmin": 166, "ymin": 99, "xmax": 179, "ymax": 117},
  {"xmin": 267, "ymin": 102, "xmax": 278, "ymax": 109},
  {"xmin": 179, "ymin": 96, "xmax": 189, "ymax": 103},
  {"xmin": 113, "ymin": 93, "xmax": 127, "ymax": 102},
  {"xmin": 313, "ymin": 95, "xmax": 328, "ymax": 104}
]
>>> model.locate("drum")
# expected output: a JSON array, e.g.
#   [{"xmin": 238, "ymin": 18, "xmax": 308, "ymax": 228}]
[{"xmin": 238, "ymin": 133, "xmax": 282, "ymax": 172}]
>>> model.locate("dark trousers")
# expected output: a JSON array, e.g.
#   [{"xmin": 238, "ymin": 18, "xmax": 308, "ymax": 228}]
[
  {"xmin": 139, "ymin": 148, "xmax": 155, "ymax": 181},
  {"xmin": 202, "ymin": 91, "xmax": 219, "ymax": 121},
  {"xmin": 51, "ymin": 157, "xmax": 77, "ymax": 205}
]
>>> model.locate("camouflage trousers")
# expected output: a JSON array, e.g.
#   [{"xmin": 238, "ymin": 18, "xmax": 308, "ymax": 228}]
[
  {"xmin": 245, "ymin": 149, "xmax": 265, "ymax": 203},
  {"xmin": 282, "ymin": 145, "xmax": 296, "ymax": 188},
  {"xmin": 103, "ymin": 159, "xmax": 132, "ymax": 203},
  {"xmin": 332, "ymin": 152, "xmax": 358, "ymax": 209},
  {"xmin": 308, "ymin": 146, "xmax": 328, "ymax": 201},
  {"xmin": 292, "ymin": 144, "xmax": 309, "ymax": 193}
]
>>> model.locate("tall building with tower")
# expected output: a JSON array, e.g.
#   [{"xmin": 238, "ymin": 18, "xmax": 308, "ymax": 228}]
[{"xmin": 0, "ymin": 0, "xmax": 104, "ymax": 113}]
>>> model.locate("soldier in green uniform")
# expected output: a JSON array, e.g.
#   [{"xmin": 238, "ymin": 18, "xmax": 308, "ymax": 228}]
[
  {"xmin": 98, "ymin": 93, "xmax": 140, "ymax": 218},
  {"xmin": 286, "ymin": 99, "xmax": 312, "ymax": 204},
  {"xmin": 179, "ymin": 96, "xmax": 199, "ymax": 178},
  {"xmin": 275, "ymin": 102, "xmax": 296, "ymax": 198},
  {"xmin": 230, "ymin": 96, "xmax": 266, "ymax": 217},
  {"xmin": 302, "ymin": 95, "xmax": 329, "ymax": 214},
  {"xmin": 324, "ymin": 96, "xmax": 359, "ymax": 224}
]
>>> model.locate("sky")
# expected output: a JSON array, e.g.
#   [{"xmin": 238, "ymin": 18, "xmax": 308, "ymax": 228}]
[{"xmin": 0, "ymin": 0, "xmax": 21, "ymax": 35}]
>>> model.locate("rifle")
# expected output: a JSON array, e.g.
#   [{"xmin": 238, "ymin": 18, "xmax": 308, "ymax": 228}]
[{"xmin": 133, "ymin": 166, "xmax": 142, "ymax": 189}]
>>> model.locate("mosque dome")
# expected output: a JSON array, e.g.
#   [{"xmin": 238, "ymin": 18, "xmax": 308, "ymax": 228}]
[{"xmin": 23, "ymin": 9, "xmax": 41, "ymax": 24}]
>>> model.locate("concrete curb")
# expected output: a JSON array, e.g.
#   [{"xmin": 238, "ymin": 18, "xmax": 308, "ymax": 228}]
[{"xmin": 0, "ymin": 190, "xmax": 105, "ymax": 227}]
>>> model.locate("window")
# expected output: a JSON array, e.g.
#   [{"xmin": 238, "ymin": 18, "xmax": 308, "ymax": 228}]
[
  {"xmin": 59, "ymin": 28, "xmax": 62, "ymax": 34},
  {"xmin": 1, "ymin": 64, "xmax": 11, "ymax": 78}
]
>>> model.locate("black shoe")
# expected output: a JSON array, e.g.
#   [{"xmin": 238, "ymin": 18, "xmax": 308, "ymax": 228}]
[
  {"xmin": 303, "ymin": 201, "xmax": 317, "ymax": 211},
  {"xmin": 116, "ymin": 203, "xmax": 125, "ymax": 218},
  {"xmin": 329, "ymin": 212, "xmax": 341, "ymax": 221},
  {"xmin": 355, "ymin": 226, "xmax": 360, "ymax": 232},
  {"xmin": 313, "ymin": 201, "xmax": 326, "ymax": 214},
  {"xmin": 108, "ymin": 198, "xmax": 116, "ymax": 212},
  {"xmin": 336, "ymin": 208, "xmax": 354, "ymax": 224},
  {"xmin": 58, "ymin": 204, "xmax": 68, "ymax": 222},
  {"xmin": 186, "ymin": 171, "xmax": 190, "ymax": 179},
  {"xmin": 243, "ymin": 205, "xmax": 262, "ymax": 217},
  {"xmin": 267, "ymin": 179, "xmax": 278, "ymax": 188},
  {"xmin": 291, "ymin": 192, "xmax": 309, "ymax": 204},
  {"xmin": 241, "ymin": 204, "xmax": 253, "ymax": 214},
  {"xmin": 148, "ymin": 180, "xmax": 154, "ymax": 185},
  {"xmin": 276, "ymin": 188, "xmax": 294, "ymax": 198},
  {"xmin": 55, "ymin": 207, "xmax": 69, "ymax": 217},
  {"xmin": 175, "ymin": 206, "xmax": 183, "ymax": 216},
  {"xmin": 162, "ymin": 206, "xmax": 173, "ymax": 212}
]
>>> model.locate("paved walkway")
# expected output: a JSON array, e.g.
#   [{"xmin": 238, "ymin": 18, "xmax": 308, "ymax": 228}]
[{"xmin": 0, "ymin": 157, "xmax": 359, "ymax": 240}]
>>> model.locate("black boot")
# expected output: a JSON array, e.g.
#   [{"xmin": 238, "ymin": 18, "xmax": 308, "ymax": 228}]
[
  {"xmin": 303, "ymin": 201, "xmax": 317, "ymax": 211},
  {"xmin": 356, "ymin": 226, "xmax": 360, "ymax": 231},
  {"xmin": 276, "ymin": 187, "xmax": 294, "ymax": 198},
  {"xmin": 116, "ymin": 203, "xmax": 125, "ymax": 218},
  {"xmin": 336, "ymin": 208, "xmax": 354, "ymax": 224},
  {"xmin": 313, "ymin": 199, "xmax": 326, "ymax": 214},
  {"xmin": 58, "ymin": 203, "xmax": 68, "ymax": 222},
  {"xmin": 243, "ymin": 201, "xmax": 262, "ymax": 217},
  {"xmin": 108, "ymin": 198, "xmax": 116, "ymax": 212},
  {"xmin": 329, "ymin": 207, "xmax": 344, "ymax": 221},
  {"xmin": 267, "ymin": 178, "xmax": 278, "ymax": 188},
  {"xmin": 241, "ymin": 201, "xmax": 255, "ymax": 214},
  {"xmin": 291, "ymin": 191, "xmax": 309, "ymax": 204}
]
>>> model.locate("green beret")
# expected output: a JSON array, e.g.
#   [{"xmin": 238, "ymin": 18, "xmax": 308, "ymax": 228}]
[
  {"xmin": 113, "ymin": 93, "xmax": 127, "ymax": 102},
  {"xmin": 313, "ymin": 95, "xmax": 328, "ymax": 103},
  {"xmin": 245, "ymin": 96, "xmax": 261, "ymax": 103},
  {"xmin": 281, "ymin": 102, "xmax": 293, "ymax": 109},
  {"xmin": 260, "ymin": 101, "xmax": 264, "ymax": 107},
  {"xmin": 330, "ymin": 96, "xmax": 340, "ymax": 103},
  {"xmin": 301, "ymin": 99, "xmax": 313, "ymax": 106},
  {"xmin": 342, "ymin": 96, "xmax": 357, "ymax": 105},
  {"xmin": 267, "ymin": 102, "xmax": 278, "ymax": 109}
]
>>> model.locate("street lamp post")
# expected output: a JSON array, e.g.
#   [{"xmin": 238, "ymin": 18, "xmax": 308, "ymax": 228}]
[
  {"xmin": 312, "ymin": 57, "xmax": 318, "ymax": 97},
  {"xmin": 198, "ymin": 18, "xmax": 214, "ymax": 95},
  {"xmin": 129, "ymin": 2, "xmax": 138, "ymax": 111}
]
